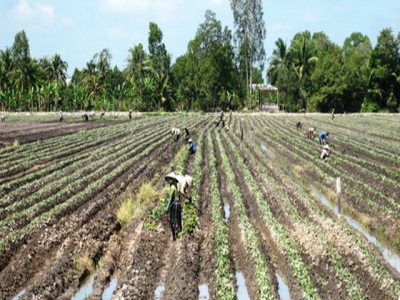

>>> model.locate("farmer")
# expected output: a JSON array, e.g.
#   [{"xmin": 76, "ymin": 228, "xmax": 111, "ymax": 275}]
[
  {"xmin": 321, "ymin": 145, "xmax": 331, "ymax": 161},
  {"xmin": 171, "ymin": 127, "xmax": 180, "ymax": 141},
  {"xmin": 0, "ymin": 115, "xmax": 5, "ymax": 123},
  {"xmin": 296, "ymin": 121, "xmax": 303, "ymax": 130},
  {"xmin": 240, "ymin": 117, "xmax": 244, "ymax": 142},
  {"xmin": 319, "ymin": 131, "xmax": 329, "ymax": 145},
  {"xmin": 308, "ymin": 126, "xmax": 316, "ymax": 139},
  {"xmin": 188, "ymin": 138, "xmax": 196, "ymax": 155},
  {"xmin": 129, "ymin": 109, "xmax": 132, "ymax": 120},
  {"xmin": 165, "ymin": 172, "xmax": 193, "ymax": 237},
  {"xmin": 59, "ymin": 110, "xmax": 63, "ymax": 122},
  {"xmin": 331, "ymin": 108, "xmax": 335, "ymax": 120},
  {"xmin": 100, "ymin": 108, "xmax": 105, "ymax": 118},
  {"xmin": 220, "ymin": 110, "xmax": 224, "ymax": 122},
  {"xmin": 184, "ymin": 127, "xmax": 190, "ymax": 141},
  {"xmin": 228, "ymin": 109, "xmax": 233, "ymax": 126},
  {"xmin": 165, "ymin": 172, "xmax": 193, "ymax": 211},
  {"xmin": 82, "ymin": 113, "xmax": 89, "ymax": 122}
]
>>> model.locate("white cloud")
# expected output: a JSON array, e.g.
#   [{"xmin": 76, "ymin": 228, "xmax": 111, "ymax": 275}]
[
  {"xmin": 61, "ymin": 17, "xmax": 74, "ymax": 28},
  {"xmin": 204, "ymin": 0, "xmax": 223, "ymax": 6},
  {"xmin": 102, "ymin": 0, "xmax": 180, "ymax": 14},
  {"xmin": 301, "ymin": 11, "xmax": 319, "ymax": 23},
  {"xmin": 10, "ymin": 0, "xmax": 55, "ymax": 23},
  {"xmin": 36, "ymin": 3, "xmax": 54, "ymax": 18},
  {"xmin": 268, "ymin": 22, "xmax": 292, "ymax": 36},
  {"xmin": 11, "ymin": 0, "xmax": 33, "ymax": 21},
  {"xmin": 107, "ymin": 27, "xmax": 127, "ymax": 39}
]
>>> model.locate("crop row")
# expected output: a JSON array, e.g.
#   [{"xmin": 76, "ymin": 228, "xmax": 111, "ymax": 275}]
[
  {"xmin": 0, "ymin": 121, "xmax": 164, "ymax": 202},
  {"xmin": 219, "ymin": 128, "xmax": 321, "ymax": 299},
  {"xmin": 264, "ymin": 117, "xmax": 400, "ymax": 197},
  {"xmin": 234, "ymin": 115, "xmax": 400, "ymax": 297},
  {"xmin": 253, "ymin": 117, "xmax": 400, "ymax": 218},
  {"xmin": 0, "ymin": 129, "xmax": 173, "ymax": 256},
  {"xmin": 224, "ymin": 127, "xmax": 365, "ymax": 298},
  {"xmin": 207, "ymin": 130, "xmax": 236, "ymax": 299},
  {"xmin": 215, "ymin": 130, "xmax": 274, "ymax": 298},
  {"xmin": 304, "ymin": 116, "xmax": 399, "ymax": 163},
  {"xmin": 0, "ymin": 117, "xmax": 181, "ymax": 177},
  {"xmin": 0, "ymin": 124, "xmax": 169, "ymax": 221}
]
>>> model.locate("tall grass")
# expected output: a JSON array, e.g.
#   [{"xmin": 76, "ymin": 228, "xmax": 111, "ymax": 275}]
[{"xmin": 116, "ymin": 182, "xmax": 159, "ymax": 227}]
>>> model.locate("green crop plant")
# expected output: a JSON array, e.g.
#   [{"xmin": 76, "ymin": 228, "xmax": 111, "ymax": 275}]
[{"xmin": 207, "ymin": 132, "xmax": 235, "ymax": 299}]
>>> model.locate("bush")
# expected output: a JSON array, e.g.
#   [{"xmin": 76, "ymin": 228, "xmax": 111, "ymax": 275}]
[{"xmin": 361, "ymin": 100, "xmax": 379, "ymax": 112}]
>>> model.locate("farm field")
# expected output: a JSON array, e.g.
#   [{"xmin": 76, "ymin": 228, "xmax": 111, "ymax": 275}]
[{"xmin": 0, "ymin": 112, "xmax": 399, "ymax": 300}]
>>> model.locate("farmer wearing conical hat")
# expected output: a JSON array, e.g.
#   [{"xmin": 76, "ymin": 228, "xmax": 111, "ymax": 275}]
[
  {"xmin": 321, "ymin": 145, "xmax": 331, "ymax": 161},
  {"xmin": 164, "ymin": 172, "xmax": 193, "ymax": 239},
  {"xmin": 165, "ymin": 172, "xmax": 193, "ymax": 212},
  {"xmin": 171, "ymin": 127, "xmax": 181, "ymax": 142}
]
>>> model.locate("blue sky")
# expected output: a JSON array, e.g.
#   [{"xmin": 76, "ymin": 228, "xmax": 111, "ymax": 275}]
[{"xmin": 1, "ymin": 0, "xmax": 399, "ymax": 78}]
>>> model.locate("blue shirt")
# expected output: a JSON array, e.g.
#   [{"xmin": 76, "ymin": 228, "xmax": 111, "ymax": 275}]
[
  {"xmin": 189, "ymin": 141, "xmax": 196, "ymax": 153},
  {"xmin": 319, "ymin": 132, "xmax": 327, "ymax": 139}
]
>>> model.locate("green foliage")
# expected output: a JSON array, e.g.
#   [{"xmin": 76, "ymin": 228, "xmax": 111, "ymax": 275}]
[
  {"xmin": 1, "ymin": 22, "xmax": 399, "ymax": 113},
  {"xmin": 361, "ymin": 100, "xmax": 380, "ymax": 112}
]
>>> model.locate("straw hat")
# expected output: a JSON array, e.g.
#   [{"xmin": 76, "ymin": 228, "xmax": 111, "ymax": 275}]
[
  {"xmin": 165, "ymin": 172, "xmax": 193, "ymax": 194},
  {"xmin": 165, "ymin": 172, "xmax": 179, "ymax": 183},
  {"xmin": 184, "ymin": 175, "xmax": 193, "ymax": 188},
  {"xmin": 323, "ymin": 145, "xmax": 330, "ymax": 150},
  {"xmin": 188, "ymin": 138, "xmax": 193, "ymax": 143}
]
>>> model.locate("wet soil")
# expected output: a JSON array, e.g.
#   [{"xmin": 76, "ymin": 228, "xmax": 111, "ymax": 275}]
[{"xmin": 1, "ymin": 115, "xmax": 399, "ymax": 300}]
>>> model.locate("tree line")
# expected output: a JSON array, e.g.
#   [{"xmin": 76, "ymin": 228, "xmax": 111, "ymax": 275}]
[
  {"xmin": 267, "ymin": 29, "xmax": 400, "ymax": 112},
  {"xmin": 0, "ymin": 1, "xmax": 399, "ymax": 113}
]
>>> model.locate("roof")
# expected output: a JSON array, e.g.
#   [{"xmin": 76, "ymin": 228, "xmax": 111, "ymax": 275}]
[{"xmin": 251, "ymin": 83, "xmax": 279, "ymax": 92}]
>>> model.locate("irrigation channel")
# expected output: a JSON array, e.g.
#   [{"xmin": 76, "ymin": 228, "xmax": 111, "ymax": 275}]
[{"xmin": 1, "ymin": 112, "xmax": 400, "ymax": 300}]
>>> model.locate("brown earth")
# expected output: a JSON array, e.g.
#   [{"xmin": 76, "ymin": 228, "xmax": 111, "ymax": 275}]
[{"xmin": 0, "ymin": 115, "xmax": 399, "ymax": 300}]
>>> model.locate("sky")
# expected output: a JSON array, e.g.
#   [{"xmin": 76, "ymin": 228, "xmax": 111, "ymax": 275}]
[{"xmin": 0, "ymin": 0, "xmax": 399, "ymax": 78}]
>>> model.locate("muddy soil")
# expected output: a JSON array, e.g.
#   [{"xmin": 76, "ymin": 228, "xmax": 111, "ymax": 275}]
[
  {"xmin": 1, "ymin": 115, "xmax": 399, "ymax": 300},
  {"xmin": 0, "ymin": 119, "xmax": 131, "ymax": 146}
]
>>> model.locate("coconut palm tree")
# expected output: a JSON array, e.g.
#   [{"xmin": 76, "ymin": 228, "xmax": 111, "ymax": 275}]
[
  {"xmin": 289, "ymin": 33, "xmax": 318, "ymax": 109},
  {"xmin": 49, "ymin": 54, "xmax": 68, "ymax": 87},
  {"xmin": 267, "ymin": 38, "xmax": 289, "ymax": 84}
]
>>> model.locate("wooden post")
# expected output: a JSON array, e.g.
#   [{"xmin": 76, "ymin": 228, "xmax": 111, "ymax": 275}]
[{"xmin": 336, "ymin": 177, "xmax": 341, "ymax": 215}]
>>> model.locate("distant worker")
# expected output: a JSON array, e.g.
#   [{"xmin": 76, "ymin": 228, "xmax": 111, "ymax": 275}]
[
  {"xmin": 321, "ymin": 145, "xmax": 331, "ymax": 161},
  {"xmin": 184, "ymin": 127, "xmax": 190, "ymax": 141},
  {"xmin": 1, "ymin": 115, "xmax": 6, "ymax": 123},
  {"xmin": 100, "ymin": 108, "xmax": 105, "ymax": 118},
  {"xmin": 296, "ymin": 121, "xmax": 303, "ymax": 130},
  {"xmin": 240, "ymin": 117, "xmax": 244, "ymax": 142},
  {"xmin": 129, "ymin": 109, "xmax": 132, "ymax": 120},
  {"xmin": 319, "ymin": 131, "xmax": 329, "ymax": 145},
  {"xmin": 229, "ymin": 109, "xmax": 233, "ymax": 126},
  {"xmin": 188, "ymin": 138, "xmax": 196, "ymax": 155},
  {"xmin": 308, "ymin": 126, "xmax": 316, "ymax": 139},
  {"xmin": 82, "ymin": 113, "xmax": 89, "ymax": 122},
  {"xmin": 331, "ymin": 108, "xmax": 335, "ymax": 120},
  {"xmin": 59, "ymin": 111, "xmax": 63, "ymax": 122},
  {"xmin": 171, "ymin": 127, "xmax": 180, "ymax": 141}
]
